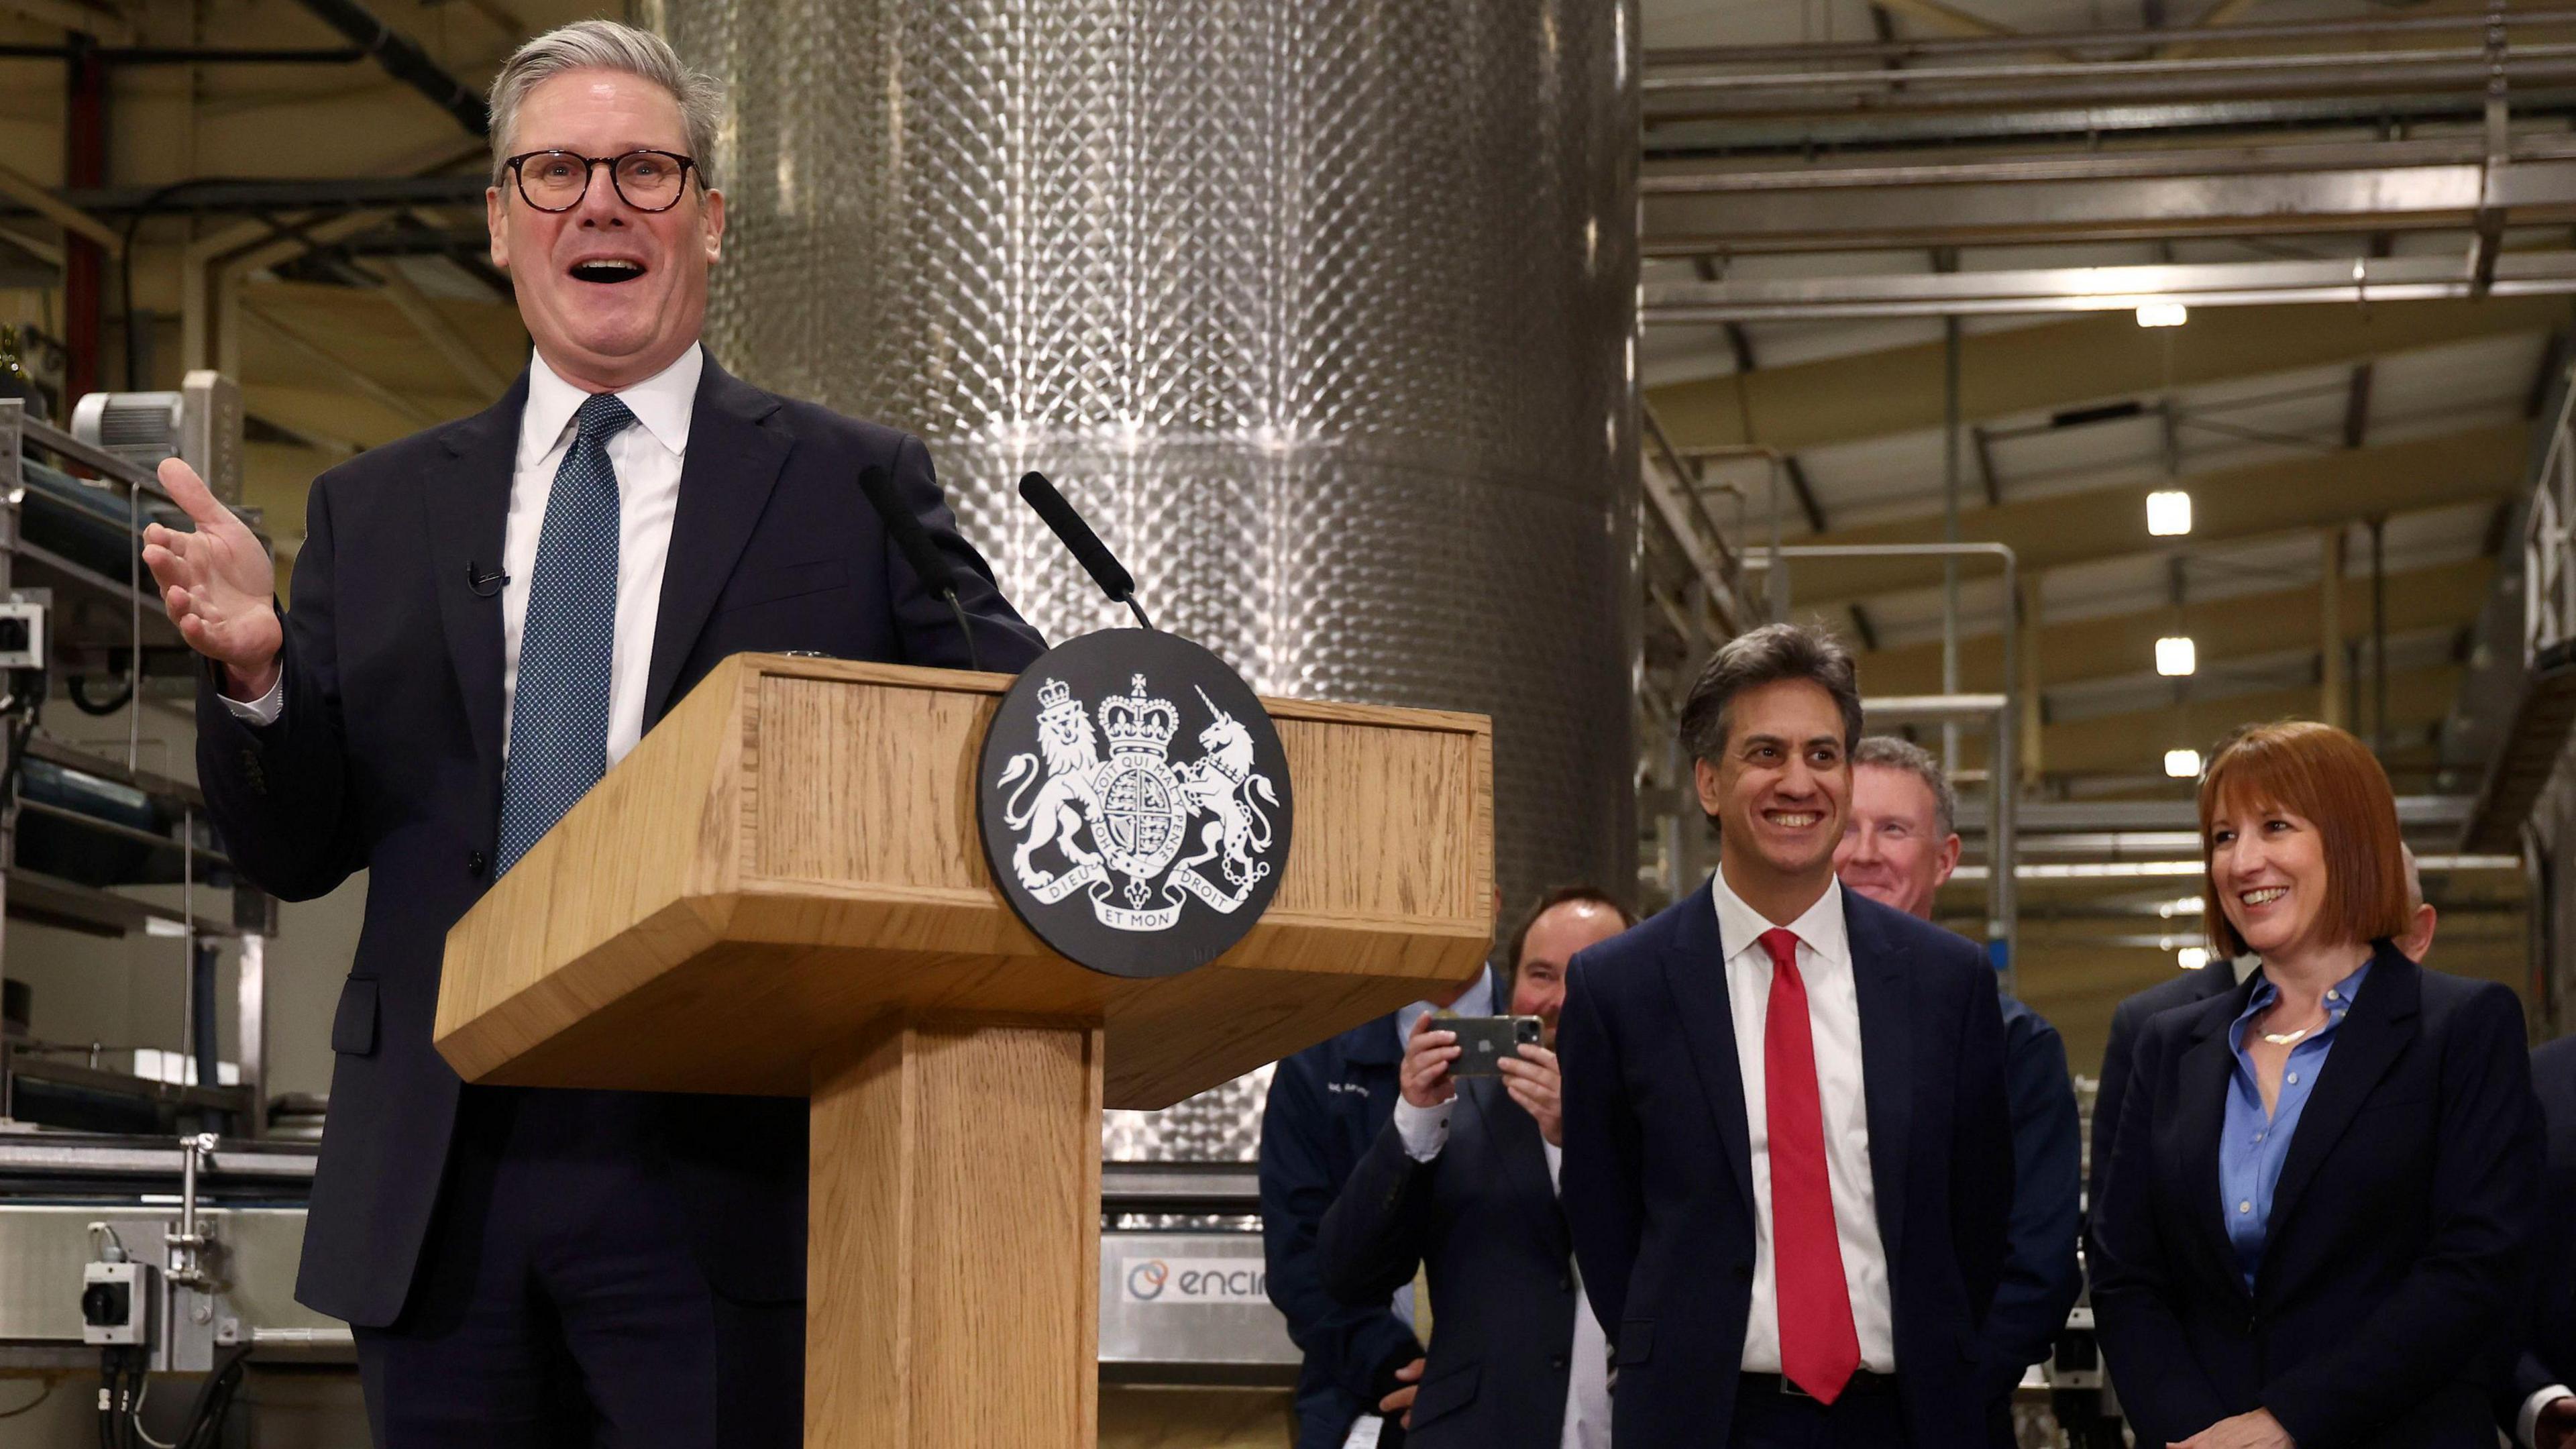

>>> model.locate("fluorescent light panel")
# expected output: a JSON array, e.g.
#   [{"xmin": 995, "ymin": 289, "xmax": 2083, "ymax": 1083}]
[
  {"xmin": 2146, "ymin": 489, "xmax": 2192, "ymax": 536},
  {"xmin": 2164, "ymin": 748, "xmax": 2202, "ymax": 778},
  {"xmin": 2155, "ymin": 636, "xmax": 2197, "ymax": 676},
  {"xmin": 2137, "ymin": 301, "xmax": 2189, "ymax": 327}
]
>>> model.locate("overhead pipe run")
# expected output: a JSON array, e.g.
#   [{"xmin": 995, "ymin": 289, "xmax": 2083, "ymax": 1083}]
[{"xmin": 288, "ymin": 0, "xmax": 489, "ymax": 137}]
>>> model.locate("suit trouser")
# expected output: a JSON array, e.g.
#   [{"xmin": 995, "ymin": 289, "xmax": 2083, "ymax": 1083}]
[
  {"xmin": 352, "ymin": 1085, "xmax": 801, "ymax": 1449},
  {"xmin": 1727, "ymin": 1377, "xmax": 1910, "ymax": 1449}
]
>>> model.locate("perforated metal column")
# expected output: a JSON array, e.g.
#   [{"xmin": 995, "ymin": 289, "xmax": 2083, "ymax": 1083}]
[{"xmin": 651, "ymin": 0, "xmax": 1640, "ymax": 1157}]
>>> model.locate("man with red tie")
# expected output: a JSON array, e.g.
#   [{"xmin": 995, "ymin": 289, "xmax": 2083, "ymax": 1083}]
[{"xmin": 1558, "ymin": 623, "xmax": 2015, "ymax": 1448}]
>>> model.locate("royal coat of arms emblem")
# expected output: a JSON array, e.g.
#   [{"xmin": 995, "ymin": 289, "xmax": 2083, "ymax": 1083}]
[
  {"xmin": 977, "ymin": 629, "xmax": 1294, "ymax": 977},
  {"xmin": 998, "ymin": 673, "xmax": 1282, "ymax": 932}
]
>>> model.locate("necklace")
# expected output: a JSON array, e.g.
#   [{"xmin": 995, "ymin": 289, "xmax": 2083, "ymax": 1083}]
[{"xmin": 2259, "ymin": 1025, "xmax": 2313, "ymax": 1047}]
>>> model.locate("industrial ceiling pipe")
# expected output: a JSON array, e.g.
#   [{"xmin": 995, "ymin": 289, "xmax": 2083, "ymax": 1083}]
[{"xmin": 288, "ymin": 0, "xmax": 488, "ymax": 137}]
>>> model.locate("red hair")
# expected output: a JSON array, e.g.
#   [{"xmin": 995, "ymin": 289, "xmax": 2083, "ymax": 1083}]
[{"xmin": 2197, "ymin": 720, "xmax": 2410, "ymax": 958}]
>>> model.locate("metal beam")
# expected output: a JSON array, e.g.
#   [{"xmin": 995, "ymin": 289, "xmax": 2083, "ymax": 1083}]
[
  {"xmin": 1642, "ymin": 252, "xmax": 2576, "ymax": 323},
  {"xmin": 2343, "ymin": 362, "xmax": 2374, "ymax": 449},
  {"xmin": 1642, "ymin": 136, "xmax": 2576, "ymax": 254},
  {"xmin": 1770, "ymin": 425, "xmax": 2525, "ymax": 604},
  {"xmin": 1643, "ymin": 8, "xmax": 2576, "ymax": 69},
  {"xmin": 1971, "ymin": 425, "xmax": 2000, "ymax": 506},
  {"xmin": 239, "ymin": 303, "xmax": 440, "ymax": 429},
  {"xmin": 360, "ymin": 260, "xmax": 510, "ymax": 398},
  {"xmin": 0, "ymin": 0, "xmax": 134, "ymax": 44},
  {"xmin": 286, "ymin": 0, "xmax": 490, "ymax": 137},
  {"xmin": 0, "ymin": 158, "xmax": 121, "ymax": 256},
  {"xmin": 2034, "ymin": 664, "xmax": 2462, "ymax": 777},
  {"xmin": 1644, "ymin": 91, "xmax": 2576, "ymax": 161},
  {"xmin": 1647, "ymin": 294, "xmax": 2567, "ymax": 453},
  {"xmin": 1870, "ymin": 0, "xmax": 2014, "ymax": 40},
  {"xmin": 4, "ymin": 175, "xmax": 489, "ymax": 221},
  {"xmin": 1850, "ymin": 556, "xmax": 2493, "ymax": 697}
]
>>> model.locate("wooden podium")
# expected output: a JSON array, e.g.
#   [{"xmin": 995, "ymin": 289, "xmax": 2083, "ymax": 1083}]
[{"xmin": 432, "ymin": 653, "xmax": 1494, "ymax": 1448}]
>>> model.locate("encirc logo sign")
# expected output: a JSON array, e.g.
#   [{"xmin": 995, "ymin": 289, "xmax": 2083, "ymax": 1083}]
[
  {"xmin": 1126, "ymin": 1259, "xmax": 1171, "ymax": 1301},
  {"xmin": 1119, "ymin": 1256, "xmax": 1269, "ymax": 1305}
]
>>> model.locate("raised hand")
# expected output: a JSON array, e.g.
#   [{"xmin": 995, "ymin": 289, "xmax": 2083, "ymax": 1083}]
[
  {"xmin": 1399, "ymin": 1013, "xmax": 1461, "ymax": 1110},
  {"xmin": 140, "ymin": 456, "xmax": 282, "ymax": 699},
  {"xmin": 1497, "ymin": 1042, "xmax": 1563, "ymax": 1146}
]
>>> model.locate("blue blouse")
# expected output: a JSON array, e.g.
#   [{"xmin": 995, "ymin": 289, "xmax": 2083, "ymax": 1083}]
[{"xmin": 2218, "ymin": 960, "xmax": 2373, "ymax": 1291}]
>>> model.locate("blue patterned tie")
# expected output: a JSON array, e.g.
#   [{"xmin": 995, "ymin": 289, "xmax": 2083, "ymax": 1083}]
[{"xmin": 494, "ymin": 391, "xmax": 634, "ymax": 875}]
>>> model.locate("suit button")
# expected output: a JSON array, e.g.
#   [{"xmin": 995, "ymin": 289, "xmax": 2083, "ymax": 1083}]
[
  {"xmin": 466, "ymin": 851, "xmax": 488, "ymax": 878},
  {"xmin": 1551, "ymin": 1355, "xmax": 1568, "ymax": 1372}
]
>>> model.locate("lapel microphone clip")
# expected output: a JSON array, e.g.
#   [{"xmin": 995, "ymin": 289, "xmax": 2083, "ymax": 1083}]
[{"xmin": 466, "ymin": 563, "xmax": 509, "ymax": 598}]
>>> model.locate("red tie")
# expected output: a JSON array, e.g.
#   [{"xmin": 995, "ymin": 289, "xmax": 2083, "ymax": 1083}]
[{"xmin": 1759, "ymin": 927, "xmax": 1862, "ymax": 1403}]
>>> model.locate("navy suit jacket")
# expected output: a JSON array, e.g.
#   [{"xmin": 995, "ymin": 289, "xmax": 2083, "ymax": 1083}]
[
  {"xmin": 1984, "ymin": 997, "xmax": 2083, "ymax": 1411},
  {"xmin": 2502, "ymin": 1036, "xmax": 2576, "ymax": 1436},
  {"xmin": 2090, "ymin": 945, "xmax": 2540, "ymax": 1449},
  {"xmin": 2090, "ymin": 962, "xmax": 2239, "ymax": 1226},
  {"xmin": 194, "ymin": 358, "xmax": 1044, "ymax": 1327},
  {"xmin": 1556, "ymin": 879, "xmax": 2015, "ymax": 1448},
  {"xmin": 1317, "ymin": 1034, "xmax": 1587, "ymax": 1448},
  {"xmin": 1260, "ymin": 1010, "xmax": 1424, "ymax": 1449}
]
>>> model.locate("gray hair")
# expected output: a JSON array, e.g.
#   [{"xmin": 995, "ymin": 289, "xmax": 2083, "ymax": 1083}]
[
  {"xmin": 487, "ymin": 20, "xmax": 725, "ymax": 190},
  {"xmin": 1678, "ymin": 623, "xmax": 1865, "ymax": 769},
  {"xmin": 1851, "ymin": 735, "xmax": 1957, "ymax": 839}
]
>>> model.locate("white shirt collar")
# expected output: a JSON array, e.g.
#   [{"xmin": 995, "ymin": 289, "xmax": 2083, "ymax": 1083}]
[
  {"xmin": 519, "ymin": 342, "xmax": 704, "ymax": 470},
  {"xmin": 1709, "ymin": 865, "xmax": 1848, "ymax": 972}
]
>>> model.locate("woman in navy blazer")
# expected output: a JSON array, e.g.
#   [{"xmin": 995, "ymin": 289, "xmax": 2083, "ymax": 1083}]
[{"xmin": 2091, "ymin": 720, "xmax": 2541, "ymax": 1449}]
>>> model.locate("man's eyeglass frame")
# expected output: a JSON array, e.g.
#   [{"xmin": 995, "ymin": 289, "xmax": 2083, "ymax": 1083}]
[{"xmin": 502, "ymin": 150, "xmax": 701, "ymax": 214}]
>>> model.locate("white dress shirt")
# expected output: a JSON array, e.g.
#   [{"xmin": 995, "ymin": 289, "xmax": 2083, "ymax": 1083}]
[
  {"xmin": 1708, "ymin": 867, "xmax": 1897, "ymax": 1375},
  {"xmin": 224, "ymin": 345, "xmax": 702, "ymax": 772},
  {"xmin": 2522, "ymin": 1385, "xmax": 2571, "ymax": 1448}
]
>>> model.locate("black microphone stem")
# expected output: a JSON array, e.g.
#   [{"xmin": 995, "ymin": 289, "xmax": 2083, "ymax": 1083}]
[
  {"xmin": 944, "ymin": 589, "xmax": 983, "ymax": 673},
  {"xmin": 1119, "ymin": 595, "xmax": 1153, "ymax": 631}
]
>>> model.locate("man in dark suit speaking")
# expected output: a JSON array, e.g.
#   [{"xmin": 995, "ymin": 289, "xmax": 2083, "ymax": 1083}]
[
  {"xmin": 136, "ymin": 19, "xmax": 1041, "ymax": 1447},
  {"xmin": 1558, "ymin": 623, "xmax": 2013, "ymax": 1448}
]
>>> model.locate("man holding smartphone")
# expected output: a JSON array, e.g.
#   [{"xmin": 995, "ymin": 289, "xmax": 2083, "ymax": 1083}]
[{"xmin": 1316, "ymin": 887, "xmax": 1635, "ymax": 1448}]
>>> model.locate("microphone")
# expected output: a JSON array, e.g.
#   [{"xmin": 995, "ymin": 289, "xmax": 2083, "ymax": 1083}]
[
  {"xmin": 1017, "ymin": 472, "xmax": 1151, "ymax": 629},
  {"xmin": 857, "ymin": 464, "xmax": 981, "ymax": 674},
  {"xmin": 466, "ymin": 562, "xmax": 508, "ymax": 597}
]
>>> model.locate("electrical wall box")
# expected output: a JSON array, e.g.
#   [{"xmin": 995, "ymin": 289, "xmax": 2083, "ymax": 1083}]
[
  {"xmin": 0, "ymin": 596, "xmax": 46, "ymax": 670},
  {"xmin": 80, "ymin": 1259, "xmax": 154, "ymax": 1346}
]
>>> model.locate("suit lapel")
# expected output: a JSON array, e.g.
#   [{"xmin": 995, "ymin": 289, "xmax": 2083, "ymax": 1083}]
[
  {"xmin": 1463, "ymin": 1073, "xmax": 1570, "ymax": 1257},
  {"xmin": 421, "ymin": 374, "xmax": 529, "ymax": 833},
  {"xmin": 2174, "ymin": 985, "xmax": 2252, "ymax": 1306},
  {"xmin": 1846, "ymin": 896, "xmax": 1915, "ymax": 1275},
  {"xmin": 642, "ymin": 356, "xmax": 793, "ymax": 724},
  {"xmin": 1662, "ymin": 881, "xmax": 1758, "ymax": 1214},
  {"xmin": 2263, "ymin": 945, "xmax": 2420, "ymax": 1256}
]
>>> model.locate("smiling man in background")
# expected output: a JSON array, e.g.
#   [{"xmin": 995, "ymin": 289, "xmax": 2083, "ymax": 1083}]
[
  {"xmin": 1833, "ymin": 735, "xmax": 2081, "ymax": 1448},
  {"xmin": 138, "ymin": 19, "xmax": 1041, "ymax": 1447},
  {"xmin": 1558, "ymin": 623, "xmax": 2013, "ymax": 1448}
]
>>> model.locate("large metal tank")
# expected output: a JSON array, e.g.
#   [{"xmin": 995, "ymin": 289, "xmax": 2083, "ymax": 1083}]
[{"xmin": 650, "ymin": 0, "xmax": 1639, "ymax": 1154}]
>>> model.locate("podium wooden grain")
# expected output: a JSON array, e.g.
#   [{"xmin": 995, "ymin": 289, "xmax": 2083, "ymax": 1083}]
[{"xmin": 433, "ymin": 653, "xmax": 1494, "ymax": 1448}]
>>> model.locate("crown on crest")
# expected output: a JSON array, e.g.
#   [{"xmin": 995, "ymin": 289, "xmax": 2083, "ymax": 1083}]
[
  {"xmin": 1036, "ymin": 678, "xmax": 1073, "ymax": 711},
  {"xmin": 1099, "ymin": 674, "xmax": 1179, "ymax": 756}
]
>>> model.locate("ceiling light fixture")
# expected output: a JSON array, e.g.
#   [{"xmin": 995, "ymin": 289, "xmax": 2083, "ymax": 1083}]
[
  {"xmin": 2137, "ymin": 301, "xmax": 2188, "ymax": 328},
  {"xmin": 2155, "ymin": 636, "xmax": 2198, "ymax": 676},
  {"xmin": 2146, "ymin": 489, "xmax": 2192, "ymax": 537},
  {"xmin": 2164, "ymin": 748, "xmax": 2202, "ymax": 779},
  {"xmin": 2176, "ymin": 945, "xmax": 2211, "ymax": 971}
]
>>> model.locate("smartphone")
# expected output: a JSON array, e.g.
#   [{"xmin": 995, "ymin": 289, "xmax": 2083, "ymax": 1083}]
[{"xmin": 1442, "ymin": 1015, "xmax": 1544, "ymax": 1078}]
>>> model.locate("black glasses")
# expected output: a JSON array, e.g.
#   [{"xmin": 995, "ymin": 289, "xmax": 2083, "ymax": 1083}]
[{"xmin": 504, "ymin": 150, "xmax": 698, "ymax": 213}]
